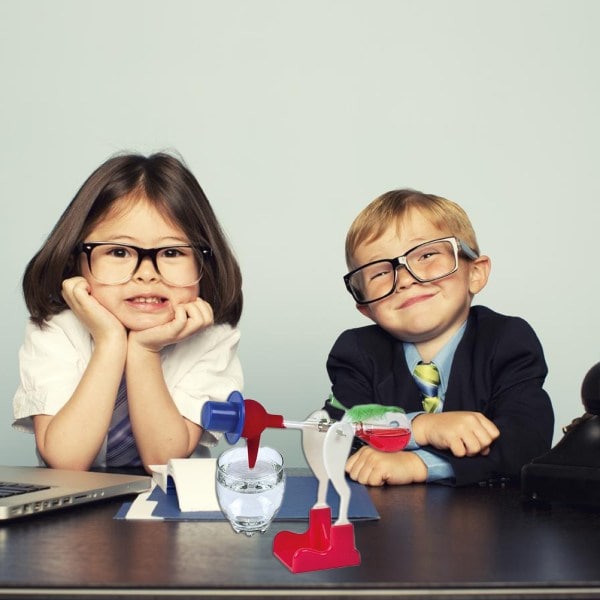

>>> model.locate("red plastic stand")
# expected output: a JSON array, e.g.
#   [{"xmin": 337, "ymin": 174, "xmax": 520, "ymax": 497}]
[{"xmin": 273, "ymin": 507, "xmax": 361, "ymax": 572}]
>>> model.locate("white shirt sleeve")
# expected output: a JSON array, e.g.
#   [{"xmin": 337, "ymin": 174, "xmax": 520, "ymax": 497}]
[
  {"xmin": 12, "ymin": 311, "xmax": 93, "ymax": 434},
  {"xmin": 161, "ymin": 323, "xmax": 243, "ymax": 446},
  {"xmin": 12, "ymin": 310, "xmax": 244, "ymax": 460}
]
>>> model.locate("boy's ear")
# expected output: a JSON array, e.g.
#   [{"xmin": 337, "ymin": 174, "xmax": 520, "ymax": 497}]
[
  {"xmin": 356, "ymin": 303, "xmax": 376, "ymax": 322},
  {"xmin": 468, "ymin": 255, "xmax": 491, "ymax": 294}
]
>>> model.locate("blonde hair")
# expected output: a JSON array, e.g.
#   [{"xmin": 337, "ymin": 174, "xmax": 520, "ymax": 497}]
[{"xmin": 345, "ymin": 189, "xmax": 480, "ymax": 268}]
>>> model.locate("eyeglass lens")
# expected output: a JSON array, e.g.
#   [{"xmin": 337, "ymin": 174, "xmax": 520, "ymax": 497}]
[
  {"xmin": 347, "ymin": 239, "xmax": 458, "ymax": 303},
  {"xmin": 88, "ymin": 244, "xmax": 201, "ymax": 287}
]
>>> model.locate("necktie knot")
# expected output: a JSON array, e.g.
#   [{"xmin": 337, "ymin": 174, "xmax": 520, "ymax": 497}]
[{"xmin": 413, "ymin": 362, "xmax": 442, "ymax": 413}]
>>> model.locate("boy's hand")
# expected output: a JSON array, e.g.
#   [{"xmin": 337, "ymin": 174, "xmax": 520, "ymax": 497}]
[
  {"xmin": 61, "ymin": 276, "xmax": 126, "ymax": 344},
  {"xmin": 128, "ymin": 297, "xmax": 214, "ymax": 352},
  {"xmin": 345, "ymin": 447, "xmax": 428, "ymax": 486},
  {"xmin": 411, "ymin": 411, "xmax": 500, "ymax": 457}
]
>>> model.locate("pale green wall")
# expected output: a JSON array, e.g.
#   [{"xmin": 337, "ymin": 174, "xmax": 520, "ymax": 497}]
[{"xmin": 2, "ymin": 0, "xmax": 598, "ymax": 467}]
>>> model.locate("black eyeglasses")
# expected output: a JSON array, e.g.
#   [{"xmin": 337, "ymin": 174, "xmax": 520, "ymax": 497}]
[
  {"xmin": 75, "ymin": 242, "xmax": 212, "ymax": 287},
  {"xmin": 344, "ymin": 236, "xmax": 479, "ymax": 305}
]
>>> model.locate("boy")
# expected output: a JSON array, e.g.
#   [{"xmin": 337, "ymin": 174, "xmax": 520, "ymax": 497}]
[{"xmin": 324, "ymin": 189, "xmax": 554, "ymax": 486}]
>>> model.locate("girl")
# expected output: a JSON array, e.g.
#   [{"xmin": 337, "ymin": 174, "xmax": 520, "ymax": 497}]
[{"xmin": 13, "ymin": 152, "xmax": 244, "ymax": 472}]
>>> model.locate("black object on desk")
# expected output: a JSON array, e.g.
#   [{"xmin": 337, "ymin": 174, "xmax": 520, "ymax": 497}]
[{"xmin": 522, "ymin": 362, "xmax": 600, "ymax": 507}]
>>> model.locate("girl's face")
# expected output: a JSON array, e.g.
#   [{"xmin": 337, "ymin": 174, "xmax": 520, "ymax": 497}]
[{"xmin": 80, "ymin": 195, "xmax": 200, "ymax": 331}]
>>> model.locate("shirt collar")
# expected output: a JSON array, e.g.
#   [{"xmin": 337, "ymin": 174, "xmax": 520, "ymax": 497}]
[{"xmin": 403, "ymin": 319, "xmax": 468, "ymax": 397}]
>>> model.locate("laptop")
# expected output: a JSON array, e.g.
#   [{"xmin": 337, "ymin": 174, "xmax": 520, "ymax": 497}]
[{"xmin": 0, "ymin": 465, "xmax": 151, "ymax": 521}]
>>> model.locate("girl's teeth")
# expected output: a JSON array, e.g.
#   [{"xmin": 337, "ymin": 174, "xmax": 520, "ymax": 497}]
[{"xmin": 133, "ymin": 297, "xmax": 161, "ymax": 303}]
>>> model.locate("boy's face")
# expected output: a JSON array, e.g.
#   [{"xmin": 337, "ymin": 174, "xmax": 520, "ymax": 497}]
[
  {"xmin": 353, "ymin": 209, "xmax": 489, "ymax": 358},
  {"xmin": 80, "ymin": 196, "xmax": 200, "ymax": 332}
]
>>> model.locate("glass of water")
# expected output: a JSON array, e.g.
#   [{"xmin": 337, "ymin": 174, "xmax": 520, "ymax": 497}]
[{"xmin": 216, "ymin": 446, "xmax": 286, "ymax": 536}]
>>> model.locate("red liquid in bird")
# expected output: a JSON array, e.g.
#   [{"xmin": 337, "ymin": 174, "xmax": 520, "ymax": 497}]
[{"xmin": 355, "ymin": 426, "xmax": 411, "ymax": 452}]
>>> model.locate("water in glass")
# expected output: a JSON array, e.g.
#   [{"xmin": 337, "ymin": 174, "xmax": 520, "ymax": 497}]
[{"xmin": 216, "ymin": 446, "xmax": 285, "ymax": 536}]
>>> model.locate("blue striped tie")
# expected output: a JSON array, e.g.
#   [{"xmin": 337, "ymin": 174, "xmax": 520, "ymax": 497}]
[
  {"xmin": 106, "ymin": 377, "xmax": 142, "ymax": 467},
  {"xmin": 413, "ymin": 362, "xmax": 442, "ymax": 413}
]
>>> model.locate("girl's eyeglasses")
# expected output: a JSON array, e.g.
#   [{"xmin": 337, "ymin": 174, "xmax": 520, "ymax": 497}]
[{"xmin": 75, "ymin": 242, "xmax": 212, "ymax": 287}]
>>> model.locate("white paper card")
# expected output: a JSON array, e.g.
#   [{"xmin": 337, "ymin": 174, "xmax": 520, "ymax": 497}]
[{"xmin": 150, "ymin": 458, "xmax": 220, "ymax": 512}]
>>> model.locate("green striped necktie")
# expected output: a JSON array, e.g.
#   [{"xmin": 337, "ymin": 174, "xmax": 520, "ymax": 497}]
[{"xmin": 413, "ymin": 362, "xmax": 442, "ymax": 413}]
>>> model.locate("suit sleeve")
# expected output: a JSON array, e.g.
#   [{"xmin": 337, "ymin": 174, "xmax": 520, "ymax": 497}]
[
  {"xmin": 324, "ymin": 329, "xmax": 378, "ymax": 421},
  {"xmin": 432, "ymin": 316, "xmax": 554, "ymax": 486}
]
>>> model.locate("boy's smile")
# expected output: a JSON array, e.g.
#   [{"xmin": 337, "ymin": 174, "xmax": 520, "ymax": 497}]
[
  {"xmin": 353, "ymin": 209, "xmax": 490, "ymax": 360},
  {"xmin": 80, "ymin": 196, "xmax": 200, "ymax": 332},
  {"xmin": 398, "ymin": 291, "xmax": 437, "ymax": 310}
]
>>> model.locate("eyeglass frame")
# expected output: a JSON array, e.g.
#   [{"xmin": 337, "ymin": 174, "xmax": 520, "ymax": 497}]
[
  {"xmin": 74, "ymin": 241, "xmax": 213, "ymax": 287},
  {"xmin": 343, "ymin": 236, "xmax": 479, "ymax": 305}
]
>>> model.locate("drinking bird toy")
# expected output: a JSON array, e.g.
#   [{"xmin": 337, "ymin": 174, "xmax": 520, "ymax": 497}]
[{"xmin": 201, "ymin": 391, "xmax": 411, "ymax": 572}]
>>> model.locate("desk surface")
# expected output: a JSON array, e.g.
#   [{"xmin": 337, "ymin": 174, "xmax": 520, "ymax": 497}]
[{"xmin": 1, "ymin": 479, "xmax": 599, "ymax": 600}]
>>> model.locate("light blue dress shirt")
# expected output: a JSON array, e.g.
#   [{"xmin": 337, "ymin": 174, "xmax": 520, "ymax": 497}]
[{"xmin": 403, "ymin": 320, "xmax": 468, "ymax": 482}]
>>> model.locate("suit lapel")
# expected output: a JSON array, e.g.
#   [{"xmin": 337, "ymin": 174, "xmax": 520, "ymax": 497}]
[
  {"xmin": 375, "ymin": 340, "xmax": 426, "ymax": 412},
  {"xmin": 443, "ymin": 311, "xmax": 477, "ymax": 411}
]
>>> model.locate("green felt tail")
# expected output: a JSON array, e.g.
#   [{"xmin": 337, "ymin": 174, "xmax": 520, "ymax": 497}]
[
  {"xmin": 326, "ymin": 394, "xmax": 347, "ymax": 411},
  {"xmin": 345, "ymin": 403, "xmax": 404, "ymax": 422},
  {"xmin": 326, "ymin": 394, "xmax": 404, "ymax": 422}
]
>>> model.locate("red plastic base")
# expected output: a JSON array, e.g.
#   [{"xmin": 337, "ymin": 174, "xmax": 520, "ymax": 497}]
[{"xmin": 273, "ymin": 507, "xmax": 361, "ymax": 573}]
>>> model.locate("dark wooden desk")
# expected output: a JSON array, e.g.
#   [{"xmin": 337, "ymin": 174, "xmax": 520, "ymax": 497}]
[{"xmin": 1, "ymin": 481, "xmax": 599, "ymax": 599}]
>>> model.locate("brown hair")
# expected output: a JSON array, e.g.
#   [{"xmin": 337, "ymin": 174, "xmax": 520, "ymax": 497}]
[
  {"xmin": 23, "ymin": 152, "xmax": 243, "ymax": 326},
  {"xmin": 345, "ymin": 189, "xmax": 480, "ymax": 268}
]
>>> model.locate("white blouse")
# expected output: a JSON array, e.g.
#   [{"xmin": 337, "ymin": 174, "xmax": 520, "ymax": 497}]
[{"xmin": 13, "ymin": 310, "xmax": 243, "ymax": 467}]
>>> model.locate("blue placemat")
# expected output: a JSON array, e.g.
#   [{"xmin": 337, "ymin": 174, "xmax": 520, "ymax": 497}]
[{"xmin": 117, "ymin": 475, "xmax": 379, "ymax": 521}]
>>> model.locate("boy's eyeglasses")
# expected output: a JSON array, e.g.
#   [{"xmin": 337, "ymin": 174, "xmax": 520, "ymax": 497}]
[
  {"xmin": 344, "ymin": 236, "xmax": 479, "ymax": 305},
  {"xmin": 75, "ymin": 242, "xmax": 212, "ymax": 287}
]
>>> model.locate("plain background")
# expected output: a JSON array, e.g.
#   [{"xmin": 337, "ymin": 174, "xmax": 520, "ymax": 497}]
[{"xmin": 1, "ymin": 0, "xmax": 599, "ymax": 468}]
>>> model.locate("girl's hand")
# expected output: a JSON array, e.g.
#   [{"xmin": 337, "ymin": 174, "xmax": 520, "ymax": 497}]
[
  {"xmin": 128, "ymin": 297, "xmax": 214, "ymax": 352},
  {"xmin": 411, "ymin": 411, "xmax": 500, "ymax": 457},
  {"xmin": 61, "ymin": 277, "xmax": 126, "ymax": 344},
  {"xmin": 345, "ymin": 447, "xmax": 428, "ymax": 486}
]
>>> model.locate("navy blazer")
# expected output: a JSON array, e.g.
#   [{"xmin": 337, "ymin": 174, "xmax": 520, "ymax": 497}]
[{"xmin": 325, "ymin": 305, "xmax": 554, "ymax": 486}]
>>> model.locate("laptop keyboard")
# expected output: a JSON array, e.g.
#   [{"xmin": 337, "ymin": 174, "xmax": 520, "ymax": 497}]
[{"xmin": 0, "ymin": 482, "xmax": 50, "ymax": 498}]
